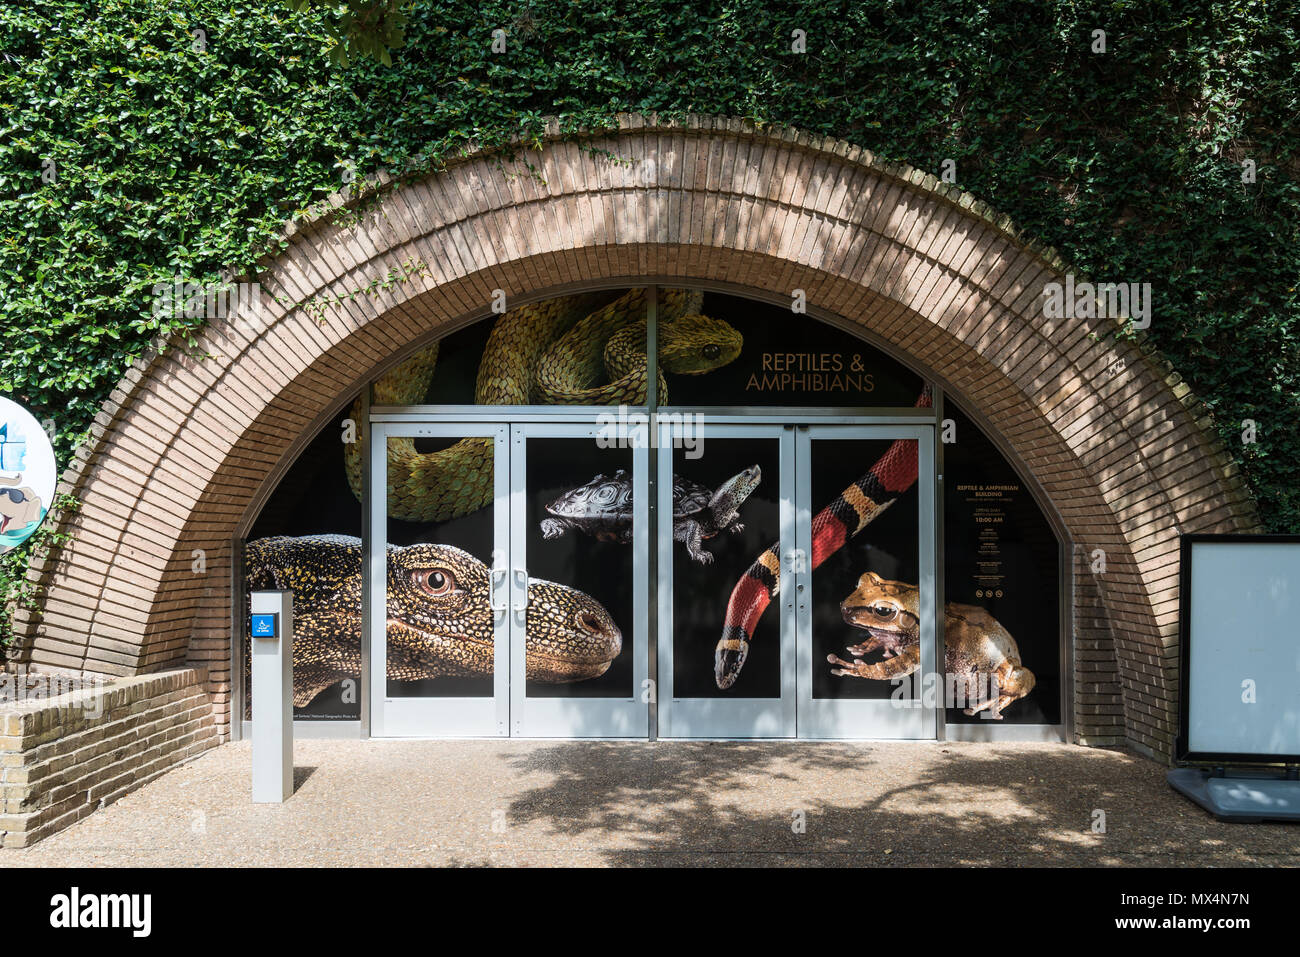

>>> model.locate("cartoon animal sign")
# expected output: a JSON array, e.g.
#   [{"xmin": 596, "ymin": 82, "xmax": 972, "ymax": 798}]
[{"xmin": 0, "ymin": 397, "xmax": 56, "ymax": 553}]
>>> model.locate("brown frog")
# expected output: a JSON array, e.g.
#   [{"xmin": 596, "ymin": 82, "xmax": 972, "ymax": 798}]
[{"xmin": 827, "ymin": 571, "xmax": 1036, "ymax": 718}]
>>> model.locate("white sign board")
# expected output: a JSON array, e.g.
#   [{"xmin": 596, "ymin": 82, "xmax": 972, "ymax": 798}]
[{"xmin": 1181, "ymin": 537, "xmax": 1300, "ymax": 762}]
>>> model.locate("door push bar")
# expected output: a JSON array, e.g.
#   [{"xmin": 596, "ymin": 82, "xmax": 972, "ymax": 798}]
[
  {"xmin": 489, "ymin": 567, "xmax": 508, "ymax": 615},
  {"xmin": 512, "ymin": 568, "xmax": 530, "ymax": 612}
]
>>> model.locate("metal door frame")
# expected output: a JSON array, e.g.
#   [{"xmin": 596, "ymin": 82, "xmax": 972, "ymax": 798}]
[
  {"xmin": 368, "ymin": 421, "xmax": 510, "ymax": 738},
  {"xmin": 656, "ymin": 422, "xmax": 797, "ymax": 738},
  {"xmin": 509, "ymin": 421, "xmax": 650, "ymax": 737},
  {"xmin": 794, "ymin": 424, "xmax": 938, "ymax": 739}
]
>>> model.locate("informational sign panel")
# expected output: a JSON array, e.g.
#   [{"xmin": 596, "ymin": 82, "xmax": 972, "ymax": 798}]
[
  {"xmin": 943, "ymin": 404, "xmax": 1061, "ymax": 726},
  {"xmin": 0, "ymin": 396, "xmax": 56, "ymax": 553},
  {"xmin": 1179, "ymin": 535, "xmax": 1300, "ymax": 763}
]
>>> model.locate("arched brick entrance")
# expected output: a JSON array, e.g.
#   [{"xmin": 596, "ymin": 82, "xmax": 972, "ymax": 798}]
[{"xmin": 16, "ymin": 114, "xmax": 1257, "ymax": 761}]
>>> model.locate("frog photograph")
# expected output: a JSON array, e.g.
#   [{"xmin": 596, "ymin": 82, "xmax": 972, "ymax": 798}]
[
  {"xmin": 709, "ymin": 393, "xmax": 1049, "ymax": 721},
  {"xmin": 830, "ymin": 571, "xmax": 1037, "ymax": 719},
  {"xmin": 243, "ymin": 287, "xmax": 746, "ymax": 715}
]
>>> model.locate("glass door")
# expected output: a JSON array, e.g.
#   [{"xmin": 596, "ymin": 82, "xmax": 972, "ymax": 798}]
[
  {"xmin": 657, "ymin": 423, "xmax": 796, "ymax": 737},
  {"xmin": 508, "ymin": 423, "xmax": 648, "ymax": 737},
  {"xmin": 368, "ymin": 422, "xmax": 510, "ymax": 737},
  {"xmin": 795, "ymin": 425, "xmax": 936, "ymax": 739},
  {"xmin": 369, "ymin": 418, "xmax": 932, "ymax": 740}
]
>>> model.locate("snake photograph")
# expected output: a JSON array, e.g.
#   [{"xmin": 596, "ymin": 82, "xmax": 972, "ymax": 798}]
[
  {"xmin": 252, "ymin": 288, "xmax": 746, "ymax": 704},
  {"xmin": 342, "ymin": 287, "xmax": 743, "ymax": 524},
  {"xmin": 714, "ymin": 387, "xmax": 933, "ymax": 689}
]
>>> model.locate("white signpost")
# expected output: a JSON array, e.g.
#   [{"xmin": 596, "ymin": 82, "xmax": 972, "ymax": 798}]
[{"xmin": 250, "ymin": 590, "xmax": 294, "ymax": 803}]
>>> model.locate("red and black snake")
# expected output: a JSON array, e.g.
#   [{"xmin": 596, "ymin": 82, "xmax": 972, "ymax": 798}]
[{"xmin": 713, "ymin": 387, "xmax": 933, "ymax": 689}]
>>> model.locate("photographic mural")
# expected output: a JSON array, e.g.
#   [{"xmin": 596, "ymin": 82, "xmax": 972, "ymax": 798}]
[{"xmin": 244, "ymin": 288, "xmax": 1059, "ymax": 727}]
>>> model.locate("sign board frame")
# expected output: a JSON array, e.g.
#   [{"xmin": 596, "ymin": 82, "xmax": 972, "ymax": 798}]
[{"xmin": 1176, "ymin": 533, "xmax": 1300, "ymax": 767}]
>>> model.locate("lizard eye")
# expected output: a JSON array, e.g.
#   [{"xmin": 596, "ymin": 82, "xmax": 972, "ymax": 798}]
[
  {"xmin": 871, "ymin": 604, "xmax": 898, "ymax": 621},
  {"xmin": 414, "ymin": 568, "xmax": 455, "ymax": 597},
  {"xmin": 702, "ymin": 343, "xmax": 721, "ymax": 360}
]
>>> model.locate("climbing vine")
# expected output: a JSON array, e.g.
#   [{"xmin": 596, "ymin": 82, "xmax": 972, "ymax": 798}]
[
  {"xmin": 286, "ymin": 257, "xmax": 432, "ymax": 321},
  {"xmin": 1, "ymin": 0, "xmax": 1298, "ymax": 646}
]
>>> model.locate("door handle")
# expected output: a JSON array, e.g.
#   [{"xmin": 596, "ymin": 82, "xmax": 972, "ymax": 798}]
[
  {"xmin": 490, "ymin": 567, "xmax": 507, "ymax": 613},
  {"xmin": 511, "ymin": 568, "xmax": 529, "ymax": 612}
]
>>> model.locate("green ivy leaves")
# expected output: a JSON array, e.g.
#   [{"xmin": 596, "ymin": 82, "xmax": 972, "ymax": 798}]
[{"xmin": 0, "ymin": 0, "xmax": 1298, "ymax": 647}]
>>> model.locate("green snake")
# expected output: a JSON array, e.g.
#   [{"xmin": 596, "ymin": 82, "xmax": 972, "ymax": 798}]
[
  {"xmin": 245, "ymin": 535, "xmax": 623, "ymax": 707},
  {"xmin": 344, "ymin": 288, "xmax": 743, "ymax": 523}
]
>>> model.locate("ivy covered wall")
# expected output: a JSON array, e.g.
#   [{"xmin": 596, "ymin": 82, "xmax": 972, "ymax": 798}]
[{"xmin": 1, "ymin": 0, "xmax": 1297, "ymax": 644}]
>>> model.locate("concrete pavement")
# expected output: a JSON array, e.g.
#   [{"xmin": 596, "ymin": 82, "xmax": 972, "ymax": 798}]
[{"xmin": 2, "ymin": 739, "xmax": 1296, "ymax": 867}]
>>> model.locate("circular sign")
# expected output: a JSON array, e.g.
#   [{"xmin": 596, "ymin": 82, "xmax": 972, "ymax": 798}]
[{"xmin": 0, "ymin": 397, "xmax": 56, "ymax": 553}]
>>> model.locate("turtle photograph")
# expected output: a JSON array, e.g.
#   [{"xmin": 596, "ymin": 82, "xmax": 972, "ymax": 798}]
[{"xmin": 539, "ymin": 465, "xmax": 762, "ymax": 564}]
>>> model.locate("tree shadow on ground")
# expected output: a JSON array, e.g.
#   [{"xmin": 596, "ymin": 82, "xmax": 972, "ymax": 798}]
[{"xmin": 495, "ymin": 742, "xmax": 1300, "ymax": 866}]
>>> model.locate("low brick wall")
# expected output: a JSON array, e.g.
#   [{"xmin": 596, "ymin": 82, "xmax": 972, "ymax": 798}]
[{"xmin": 0, "ymin": 667, "xmax": 218, "ymax": 847}]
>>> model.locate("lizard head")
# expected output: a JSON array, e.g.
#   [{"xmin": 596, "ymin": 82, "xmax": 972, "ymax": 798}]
[
  {"xmin": 387, "ymin": 543, "xmax": 496, "ymax": 673},
  {"xmin": 658, "ymin": 313, "xmax": 743, "ymax": 375},
  {"xmin": 386, "ymin": 542, "xmax": 622, "ymax": 682},
  {"xmin": 524, "ymin": 578, "xmax": 623, "ymax": 681}
]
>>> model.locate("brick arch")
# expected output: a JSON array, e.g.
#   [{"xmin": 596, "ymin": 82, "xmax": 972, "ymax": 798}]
[{"xmin": 17, "ymin": 114, "xmax": 1257, "ymax": 760}]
